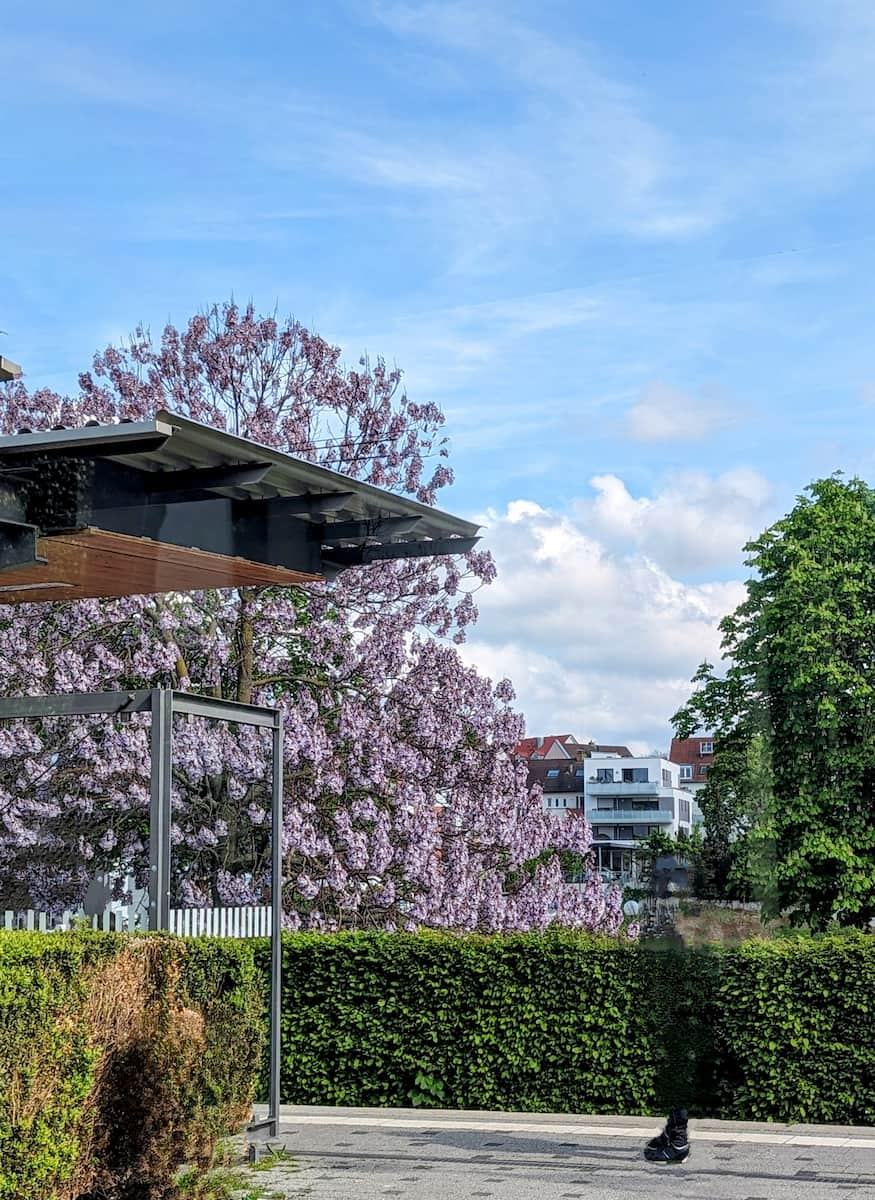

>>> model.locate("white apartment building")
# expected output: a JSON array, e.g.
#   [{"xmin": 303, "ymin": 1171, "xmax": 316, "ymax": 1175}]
[{"xmin": 584, "ymin": 752, "xmax": 702, "ymax": 880}]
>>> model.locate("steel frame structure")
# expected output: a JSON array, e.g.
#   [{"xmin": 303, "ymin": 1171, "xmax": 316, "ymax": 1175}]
[
  {"xmin": 0, "ymin": 410, "xmax": 479, "ymax": 596},
  {"xmin": 0, "ymin": 686, "xmax": 284, "ymax": 1139}
]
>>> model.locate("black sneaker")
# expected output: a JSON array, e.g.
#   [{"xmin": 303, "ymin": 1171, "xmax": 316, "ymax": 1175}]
[{"xmin": 644, "ymin": 1108, "xmax": 689, "ymax": 1163}]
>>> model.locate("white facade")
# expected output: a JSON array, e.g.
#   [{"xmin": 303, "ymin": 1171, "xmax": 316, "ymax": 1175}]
[
  {"xmin": 542, "ymin": 790, "xmax": 585, "ymax": 815},
  {"xmin": 584, "ymin": 753, "xmax": 702, "ymax": 879}
]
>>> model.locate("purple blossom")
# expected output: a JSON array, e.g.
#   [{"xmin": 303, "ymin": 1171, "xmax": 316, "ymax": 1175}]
[{"xmin": 0, "ymin": 302, "xmax": 629, "ymax": 939}]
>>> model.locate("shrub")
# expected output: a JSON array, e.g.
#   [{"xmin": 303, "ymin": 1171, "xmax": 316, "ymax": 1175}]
[
  {"xmin": 4, "ymin": 925, "xmax": 874, "ymax": 1200},
  {"xmin": 0, "ymin": 932, "xmax": 264, "ymax": 1200},
  {"xmin": 272, "ymin": 929, "xmax": 875, "ymax": 1124},
  {"xmin": 0, "ymin": 932, "xmax": 119, "ymax": 1200},
  {"xmin": 273, "ymin": 930, "xmax": 724, "ymax": 1117},
  {"xmin": 716, "ymin": 934, "xmax": 875, "ymax": 1123}
]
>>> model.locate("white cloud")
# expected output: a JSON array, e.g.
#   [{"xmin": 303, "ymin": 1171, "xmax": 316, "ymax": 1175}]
[
  {"xmin": 460, "ymin": 494, "xmax": 750, "ymax": 749},
  {"xmin": 580, "ymin": 468, "xmax": 773, "ymax": 572},
  {"xmin": 372, "ymin": 0, "xmax": 717, "ymax": 239},
  {"xmin": 624, "ymin": 381, "xmax": 739, "ymax": 443},
  {"xmin": 360, "ymin": 0, "xmax": 875, "ymax": 271},
  {"xmin": 260, "ymin": 1, "xmax": 722, "ymax": 276}
]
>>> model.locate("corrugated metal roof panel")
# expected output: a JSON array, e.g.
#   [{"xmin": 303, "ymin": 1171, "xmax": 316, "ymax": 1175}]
[{"xmin": 0, "ymin": 410, "xmax": 479, "ymax": 541}]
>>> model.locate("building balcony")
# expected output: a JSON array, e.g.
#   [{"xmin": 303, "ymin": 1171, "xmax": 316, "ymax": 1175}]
[
  {"xmin": 586, "ymin": 809, "xmax": 674, "ymax": 825},
  {"xmin": 587, "ymin": 780, "xmax": 675, "ymax": 796}
]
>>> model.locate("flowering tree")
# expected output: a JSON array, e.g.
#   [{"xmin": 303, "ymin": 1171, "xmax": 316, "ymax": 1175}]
[{"xmin": 0, "ymin": 302, "xmax": 622, "ymax": 933}]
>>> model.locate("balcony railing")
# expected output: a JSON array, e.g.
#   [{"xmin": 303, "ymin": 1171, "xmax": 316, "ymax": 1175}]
[
  {"xmin": 587, "ymin": 781, "xmax": 678, "ymax": 796},
  {"xmin": 586, "ymin": 809, "xmax": 674, "ymax": 824}
]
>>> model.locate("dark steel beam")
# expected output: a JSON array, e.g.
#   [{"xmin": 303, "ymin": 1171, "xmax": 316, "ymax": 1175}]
[
  {"xmin": 145, "ymin": 462, "xmax": 273, "ymax": 495},
  {"xmin": 311, "ymin": 515, "xmax": 421, "ymax": 544},
  {"xmin": 268, "ymin": 715, "xmax": 283, "ymax": 1138},
  {"xmin": 148, "ymin": 688, "xmax": 173, "ymax": 932},
  {"xmin": 172, "ymin": 691, "xmax": 279, "ymax": 728},
  {"xmin": 235, "ymin": 492, "xmax": 354, "ymax": 519},
  {"xmin": 45, "ymin": 496, "xmax": 321, "ymax": 576},
  {"xmin": 0, "ymin": 690, "xmax": 153, "ymax": 720},
  {"xmin": 324, "ymin": 535, "xmax": 479, "ymax": 566}
]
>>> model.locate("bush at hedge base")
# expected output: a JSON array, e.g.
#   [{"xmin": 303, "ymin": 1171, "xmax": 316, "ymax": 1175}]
[
  {"xmin": 271, "ymin": 929, "xmax": 875, "ymax": 1125},
  {"xmin": 0, "ymin": 932, "xmax": 265, "ymax": 1200}
]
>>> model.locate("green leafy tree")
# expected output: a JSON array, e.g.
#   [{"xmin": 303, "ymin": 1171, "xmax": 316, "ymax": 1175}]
[{"xmin": 675, "ymin": 476, "xmax": 875, "ymax": 929}]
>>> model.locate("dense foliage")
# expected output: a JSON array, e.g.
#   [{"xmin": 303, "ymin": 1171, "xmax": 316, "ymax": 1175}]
[
  {"xmin": 0, "ymin": 300, "xmax": 618, "ymax": 934},
  {"xmin": 717, "ymin": 935, "xmax": 875, "ymax": 1122},
  {"xmin": 675, "ymin": 476, "xmax": 875, "ymax": 926},
  {"xmin": 257, "ymin": 929, "xmax": 875, "ymax": 1123},
  {"xmin": 0, "ymin": 930, "xmax": 264, "ymax": 1200},
  {"xmin": 4, "ymin": 927, "xmax": 874, "ymax": 1200}
]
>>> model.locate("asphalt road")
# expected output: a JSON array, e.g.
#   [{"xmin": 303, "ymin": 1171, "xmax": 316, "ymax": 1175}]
[{"xmin": 247, "ymin": 1106, "xmax": 875, "ymax": 1199}]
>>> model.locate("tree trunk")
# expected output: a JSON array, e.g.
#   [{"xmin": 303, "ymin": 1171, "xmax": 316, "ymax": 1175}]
[{"xmin": 235, "ymin": 588, "xmax": 256, "ymax": 704}]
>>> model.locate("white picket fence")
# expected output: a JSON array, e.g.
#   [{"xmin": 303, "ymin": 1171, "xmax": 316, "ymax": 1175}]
[
  {"xmin": 0, "ymin": 903, "xmax": 271, "ymax": 937},
  {"xmin": 168, "ymin": 905, "xmax": 271, "ymax": 937}
]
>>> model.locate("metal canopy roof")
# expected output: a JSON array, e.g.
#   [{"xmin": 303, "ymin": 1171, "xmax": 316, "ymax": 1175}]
[{"xmin": 0, "ymin": 410, "xmax": 479, "ymax": 603}]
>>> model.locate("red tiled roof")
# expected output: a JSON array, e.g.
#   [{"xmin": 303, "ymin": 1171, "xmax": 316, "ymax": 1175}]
[
  {"xmin": 514, "ymin": 734, "xmax": 577, "ymax": 759},
  {"xmin": 669, "ymin": 736, "xmax": 716, "ymax": 768}
]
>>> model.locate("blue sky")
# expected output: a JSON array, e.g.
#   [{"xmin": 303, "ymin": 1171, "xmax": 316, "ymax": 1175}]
[{"xmin": 4, "ymin": 1, "xmax": 875, "ymax": 748}]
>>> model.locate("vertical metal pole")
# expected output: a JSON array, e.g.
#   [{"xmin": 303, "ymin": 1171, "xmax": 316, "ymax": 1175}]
[
  {"xmin": 148, "ymin": 688, "xmax": 173, "ymax": 931},
  {"xmin": 269, "ymin": 715, "xmax": 284, "ymax": 1137}
]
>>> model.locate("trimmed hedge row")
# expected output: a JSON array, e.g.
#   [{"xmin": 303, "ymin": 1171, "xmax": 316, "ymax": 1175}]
[
  {"xmin": 4, "ymin": 928, "xmax": 874, "ymax": 1199},
  {"xmin": 268, "ymin": 930, "xmax": 875, "ymax": 1124},
  {"xmin": 0, "ymin": 931, "xmax": 264, "ymax": 1200}
]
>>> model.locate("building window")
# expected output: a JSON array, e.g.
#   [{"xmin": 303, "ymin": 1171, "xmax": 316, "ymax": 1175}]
[
  {"xmin": 680, "ymin": 765, "xmax": 693, "ymax": 779},
  {"xmin": 679, "ymin": 798, "xmax": 691, "ymax": 823},
  {"xmin": 631, "ymin": 800, "xmax": 658, "ymax": 811},
  {"xmin": 700, "ymin": 741, "xmax": 714, "ymax": 755},
  {"xmin": 661, "ymin": 768, "xmax": 671, "ymax": 786},
  {"xmin": 622, "ymin": 768, "xmax": 649, "ymax": 783},
  {"xmin": 699, "ymin": 765, "xmax": 708, "ymax": 776},
  {"xmin": 616, "ymin": 826, "xmax": 634, "ymax": 840},
  {"xmin": 596, "ymin": 768, "xmax": 615, "ymax": 783},
  {"xmin": 575, "ymin": 767, "xmax": 586, "ymax": 777},
  {"xmin": 546, "ymin": 768, "xmax": 560, "ymax": 777}
]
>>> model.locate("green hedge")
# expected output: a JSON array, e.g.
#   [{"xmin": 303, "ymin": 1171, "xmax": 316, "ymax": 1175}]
[
  {"xmin": 0, "ymin": 931, "xmax": 265, "ymax": 1200},
  {"xmin": 269, "ymin": 930, "xmax": 875, "ymax": 1124},
  {"xmin": 3, "ymin": 927, "xmax": 874, "ymax": 1200},
  {"xmin": 718, "ymin": 936, "xmax": 875, "ymax": 1123}
]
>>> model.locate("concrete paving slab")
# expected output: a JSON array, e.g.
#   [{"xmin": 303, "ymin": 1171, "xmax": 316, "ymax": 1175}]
[{"xmin": 244, "ymin": 1106, "xmax": 875, "ymax": 1199}]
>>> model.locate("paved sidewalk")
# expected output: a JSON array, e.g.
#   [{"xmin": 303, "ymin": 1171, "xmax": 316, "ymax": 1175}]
[{"xmin": 246, "ymin": 1105, "xmax": 875, "ymax": 1199}]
